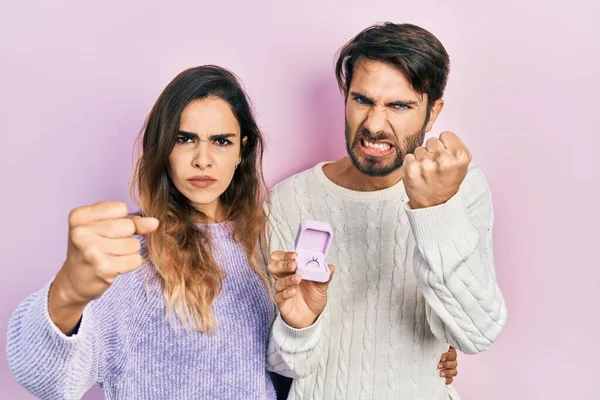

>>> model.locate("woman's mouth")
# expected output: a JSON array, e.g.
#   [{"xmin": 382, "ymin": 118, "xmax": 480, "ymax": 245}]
[{"xmin": 188, "ymin": 176, "xmax": 217, "ymax": 189}]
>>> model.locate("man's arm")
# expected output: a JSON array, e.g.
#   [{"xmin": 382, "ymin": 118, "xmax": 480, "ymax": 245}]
[
  {"xmin": 406, "ymin": 164, "xmax": 507, "ymax": 354},
  {"xmin": 263, "ymin": 197, "xmax": 328, "ymax": 378}
]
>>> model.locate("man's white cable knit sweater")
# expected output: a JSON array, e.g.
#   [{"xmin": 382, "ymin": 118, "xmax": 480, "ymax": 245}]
[{"xmin": 265, "ymin": 162, "xmax": 507, "ymax": 400}]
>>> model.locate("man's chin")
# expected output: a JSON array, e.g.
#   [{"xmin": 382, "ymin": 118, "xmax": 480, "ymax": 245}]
[{"xmin": 350, "ymin": 154, "xmax": 402, "ymax": 178}]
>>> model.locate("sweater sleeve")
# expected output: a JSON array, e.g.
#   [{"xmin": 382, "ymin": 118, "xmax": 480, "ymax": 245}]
[
  {"xmin": 266, "ymin": 310, "xmax": 326, "ymax": 378},
  {"xmin": 6, "ymin": 279, "xmax": 115, "ymax": 399},
  {"xmin": 263, "ymin": 191, "xmax": 326, "ymax": 378},
  {"xmin": 405, "ymin": 164, "xmax": 507, "ymax": 354}
]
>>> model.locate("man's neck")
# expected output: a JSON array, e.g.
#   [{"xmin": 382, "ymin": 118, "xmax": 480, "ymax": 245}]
[{"xmin": 322, "ymin": 157, "xmax": 403, "ymax": 192}]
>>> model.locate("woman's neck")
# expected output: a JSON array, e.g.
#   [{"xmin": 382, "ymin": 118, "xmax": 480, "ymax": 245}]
[{"xmin": 194, "ymin": 200, "xmax": 228, "ymax": 223}]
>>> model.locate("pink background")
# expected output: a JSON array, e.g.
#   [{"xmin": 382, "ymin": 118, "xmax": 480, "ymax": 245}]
[{"xmin": 1, "ymin": 1, "xmax": 598, "ymax": 399}]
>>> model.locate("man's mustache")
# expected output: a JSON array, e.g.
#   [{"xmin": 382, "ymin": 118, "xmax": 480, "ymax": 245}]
[{"xmin": 355, "ymin": 128, "xmax": 397, "ymax": 145}]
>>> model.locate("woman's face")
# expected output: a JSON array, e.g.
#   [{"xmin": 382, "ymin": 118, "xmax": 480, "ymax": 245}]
[{"xmin": 168, "ymin": 96, "xmax": 245, "ymax": 221}]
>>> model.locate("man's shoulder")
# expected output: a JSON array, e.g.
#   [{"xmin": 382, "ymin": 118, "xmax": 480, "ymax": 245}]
[{"xmin": 269, "ymin": 163, "xmax": 322, "ymax": 200}]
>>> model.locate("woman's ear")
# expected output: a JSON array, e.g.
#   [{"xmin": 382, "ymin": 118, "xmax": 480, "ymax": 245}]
[{"xmin": 238, "ymin": 136, "xmax": 248, "ymax": 165}]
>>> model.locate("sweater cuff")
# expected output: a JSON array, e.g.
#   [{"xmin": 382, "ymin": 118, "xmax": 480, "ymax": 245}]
[
  {"xmin": 6, "ymin": 280, "xmax": 99, "ymax": 393},
  {"xmin": 271, "ymin": 308, "xmax": 325, "ymax": 353},
  {"xmin": 405, "ymin": 190, "xmax": 477, "ymax": 249},
  {"xmin": 38, "ymin": 279, "xmax": 95, "ymax": 346}
]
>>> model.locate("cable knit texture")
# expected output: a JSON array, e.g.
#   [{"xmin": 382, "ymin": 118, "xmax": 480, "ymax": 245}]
[
  {"xmin": 266, "ymin": 162, "xmax": 507, "ymax": 400},
  {"xmin": 6, "ymin": 222, "xmax": 320, "ymax": 400}
]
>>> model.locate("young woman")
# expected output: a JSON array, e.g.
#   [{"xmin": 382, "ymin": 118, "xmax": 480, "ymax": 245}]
[{"xmin": 6, "ymin": 65, "xmax": 458, "ymax": 399}]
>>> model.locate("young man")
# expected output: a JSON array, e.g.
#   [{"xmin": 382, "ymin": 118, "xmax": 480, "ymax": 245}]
[{"xmin": 266, "ymin": 22, "xmax": 507, "ymax": 399}]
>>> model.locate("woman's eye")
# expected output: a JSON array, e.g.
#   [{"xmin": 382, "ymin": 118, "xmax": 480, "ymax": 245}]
[
  {"xmin": 176, "ymin": 135, "xmax": 194, "ymax": 144},
  {"xmin": 215, "ymin": 138, "xmax": 233, "ymax": 147}
]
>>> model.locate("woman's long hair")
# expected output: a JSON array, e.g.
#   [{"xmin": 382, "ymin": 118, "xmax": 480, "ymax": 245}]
[{"xmin": 131, "ymin": 65, "xmax": 270, "ymax": 332}]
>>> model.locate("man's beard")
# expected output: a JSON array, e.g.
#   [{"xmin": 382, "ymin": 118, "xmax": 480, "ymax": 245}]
[{"xmin": 345, "ymin": 117, "xmax": 428, "ymax": 178}]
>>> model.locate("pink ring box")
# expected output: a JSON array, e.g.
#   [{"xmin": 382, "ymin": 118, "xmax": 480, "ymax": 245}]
[{"xmin": 294, "ymin": 219, "xmax": 334, "ymax": 283}]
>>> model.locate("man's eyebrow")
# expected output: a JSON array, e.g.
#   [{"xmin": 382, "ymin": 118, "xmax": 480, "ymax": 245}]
[
  {"xmin": 349, "ymin": 91, "xmax": 419, "ymax": 106},
  {"xmin": 385, "ymin": 99, "xmax": 419, "ymax": 107}
]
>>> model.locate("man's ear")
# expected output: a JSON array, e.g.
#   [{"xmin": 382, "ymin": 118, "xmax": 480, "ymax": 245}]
[{"xmin": 425, "ymin": 99, "xmax": 445, "ymax": 133}]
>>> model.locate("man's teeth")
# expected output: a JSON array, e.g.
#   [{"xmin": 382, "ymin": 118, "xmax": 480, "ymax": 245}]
[{"xmin": 363, "ymin": 139, "xmax": 391, "ymax": 151}]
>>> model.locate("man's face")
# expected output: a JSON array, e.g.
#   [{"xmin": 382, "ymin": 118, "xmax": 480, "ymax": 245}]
[{"xmin": 344, "ymin": 58, "xmax": 442, "ymax": 177}]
